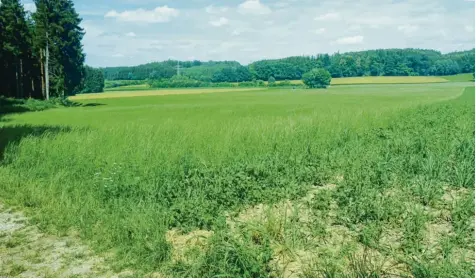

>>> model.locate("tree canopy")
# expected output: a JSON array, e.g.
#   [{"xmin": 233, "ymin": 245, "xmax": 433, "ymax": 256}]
[
  {"xmin": 302, "ymin": 68, "xmax": 332, "ymax": 88},
  {"xmin": 103, "ymin": 48, "xmax": 475, "ymax": 84},
  {"xmin": 0, "ymin": 0, "xmax": 95, "ymax": 99}
]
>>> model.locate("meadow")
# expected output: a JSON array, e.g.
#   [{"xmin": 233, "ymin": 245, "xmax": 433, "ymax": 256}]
[
  {"xmin": 96, "ymin": 76, "xmax": 453, "ymax": 97},
  {"xmin": 0, "ymin": 81, "xmax": 474, "ymax": 277}
]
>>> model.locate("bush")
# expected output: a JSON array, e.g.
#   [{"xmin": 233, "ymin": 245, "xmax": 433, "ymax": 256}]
[
  {"xmin": 268, "ymin": 76, "xmax": 276, "ymax": 87},
  {"xmin": 82, "ymin": 66, "xmax": 105, "ymax": 93},
  {"xmin": 302, "ymin": 68, "xmax": 332, "ymax": 89},
  {"xmin": 0, "ymin": 96, "xmax": 78, "ymax": 114}
]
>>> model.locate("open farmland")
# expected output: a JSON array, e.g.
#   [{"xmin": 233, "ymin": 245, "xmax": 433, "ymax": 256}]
[
  {"xmin": 0, "ymin": 82, "xmax": 474, "ymax": 277},
  {"xmin": 98, "ymin": 76, "xmax": 452, "ymax": 95},
  {"xmin": 71, "ymin": 87, "xmax": 264, "ymax": 101},
  {"xmin": 275, "ymin": 76, "xmax": 450, "ymax": 86}
]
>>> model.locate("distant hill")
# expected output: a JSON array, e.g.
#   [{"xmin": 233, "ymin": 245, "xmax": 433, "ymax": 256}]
[{"xmin": 101, "ymin": 48, "xmax": 475, "ymax": 82}]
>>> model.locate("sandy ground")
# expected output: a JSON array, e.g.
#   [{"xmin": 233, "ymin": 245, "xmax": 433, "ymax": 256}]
[{"xmin": 0, "ymin": 203, "xmax": 115, "ymax": 278}]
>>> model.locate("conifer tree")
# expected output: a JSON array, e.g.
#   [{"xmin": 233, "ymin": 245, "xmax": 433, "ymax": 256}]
[
  {"xmin": 0, "ymin": 0, "xmax": 32, "ymax": 98},
  {"xmin": 33, "ymin": 0, "xmax": 85, "ymax": 98},
  {"xmin": 55, "ymin": 0, "xmax": 85, "ymax": 96}
]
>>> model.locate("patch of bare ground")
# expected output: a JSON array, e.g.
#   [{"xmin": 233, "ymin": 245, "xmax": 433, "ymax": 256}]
[
  {"xmin": 165, "ymin": 229, "xmax": 213, "ymax": 263},
  {"xmin": 224, "ymin": 183, "xmax": 410, "ymax": 277},
  {"xmin": 0, "ymin": 203, "xmax": 117, "ymax": 278},
  {"xmin": 441, "ymin": 187, "xmax": 470, "ymax": 203}
]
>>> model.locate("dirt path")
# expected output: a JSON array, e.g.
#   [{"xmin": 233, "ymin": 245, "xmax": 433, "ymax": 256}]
[{"xmin": 0, "ymin": 203, "xmax": 115, "ymax": 278}]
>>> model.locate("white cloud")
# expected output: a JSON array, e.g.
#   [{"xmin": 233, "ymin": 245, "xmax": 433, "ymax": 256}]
[
  {"xmin": 238, "ymin": 0, "xmax": 271, "ymax": 15},
  {"xmin": 314, "ymin": 12, "xmax": 340, "ymax": 21},
  {"xmin": 273, "ymin": 2, "xmax": 290, "ymax": 9},
  {"xmin": 397, "ymin": 24, "xmax": 419, "ymax": 34},
  {"xmin": 335, "ymin": 35, "xmax": 364, "ymax": 45},
  {"xmin": 23, "ymin": 2, "xmax": 36, "ymax": 13},
  {"xmin": 205, "ymin": 5, "xmax": 228, "ymax": 14},
  {"xmin": 125, "ymin": 32, "xmax": 136, "ymax": 37},
  {"xmin": 209, "ymin": 17, "xmax": 229, "ymax": 27},
  {"xmin": 112, "ymin": 53, "xmax": 125, "ymax": 58},
  {"xmin": 105, "ymin": 6, "xmax": 179, "ymax": 23},
  {"xmin": 315, "ymin": 28, "xmax": 326, "ymax": 34},
  {"xmin": 83, "ymin": 0, "xmax": 475, "ymax": 67}
]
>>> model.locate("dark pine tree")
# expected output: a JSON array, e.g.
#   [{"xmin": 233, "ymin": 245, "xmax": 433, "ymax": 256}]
[
  {"xmin": 54, "ymin": 0, "xmax": 85, "ymax": 96},
  {"xmin": 0, "ymin": 0, "xmax": 34, "ymax": 98},
  {"xmin": 33, "ymin": 0, "xmax": 85, "ymax": 98}
]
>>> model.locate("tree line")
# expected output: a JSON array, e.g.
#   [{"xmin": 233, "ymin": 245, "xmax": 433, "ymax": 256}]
[
  {"xmin": 105, "ymin": 48, "xmax": 475, "ymax": 83},
  {"xmin": 0, "ymin": 0, "xmax": 103, "ymax": 100}
]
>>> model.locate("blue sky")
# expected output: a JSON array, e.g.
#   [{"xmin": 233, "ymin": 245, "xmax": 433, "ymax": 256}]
[{"xmin": 22, "ymin": 0, "xmax": 475, "ymax": 67}]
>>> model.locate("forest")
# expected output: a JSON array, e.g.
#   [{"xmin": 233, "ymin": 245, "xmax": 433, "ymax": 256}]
[
  {"xmin": 104, "ymin": 48, "xmax": 475, "ymax": 83},
  {"xmin": 0, "ymin": 0, "xmax": 103, "ymax": 99}
]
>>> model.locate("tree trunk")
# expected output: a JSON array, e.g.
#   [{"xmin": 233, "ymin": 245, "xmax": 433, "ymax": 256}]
[
  {"xmin": 45, "ymin": 32, "xmax": 50, "ymax": 100},
  {"xmin": 20, "ymin": 59, "xmax": 24, "ymax": 98},
  {"xmin": 15, "ymin": 61, "xmax": 20, "ymax": 99},
  {"xmin": 40, "ymin": 50, "xmax": 45, "ymax": 99}
]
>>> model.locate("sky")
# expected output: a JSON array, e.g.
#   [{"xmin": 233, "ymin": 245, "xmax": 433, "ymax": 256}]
[{"xmin": 21, "ymin": 0, "xmax": 475, "ymax": 67}]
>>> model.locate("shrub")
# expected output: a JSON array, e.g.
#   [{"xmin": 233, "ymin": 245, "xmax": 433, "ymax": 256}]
[
  {"xmin": 302, "ymin": 68, "xmax": 332, "ymax": 89},
  {"xmin": 268, "ymin": 76, "xmax": 276, "ymax": 87}
]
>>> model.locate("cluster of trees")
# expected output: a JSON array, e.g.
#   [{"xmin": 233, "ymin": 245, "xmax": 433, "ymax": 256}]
[
  {"xmin": 103, "ymin": 61, "xmax": 243, "ymax": 82},
  {"xmin": 250, "ymin": 49, "xmax": 475, "ymax": 80},
  {"xmin": 0, "ymin": 0, "xmax": 102, "ymax": 100},
  {"xmin": 147, "ymin": 75, "xmax": 310, "ymax": 89},
  {"xmin": 147, "ymin": 75, "xmax": 269, "ymax": 89},
  {"xmin": 82, "ymin": 66, "xmax": 104, "ymax": 93},
  {"xmin": 104, "ymin": 48, "xmax": 475, "ymax": 85}
]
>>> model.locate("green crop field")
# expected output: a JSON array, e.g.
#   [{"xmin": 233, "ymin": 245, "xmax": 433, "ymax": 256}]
[
  {"xmin": 71, "ymin": 88, "xmax": 265, "ymax": 100},
  {"xmin": 0, "ymin": 83, "xmax": 474, "ymax": 277},
  {"xmin": 442, "ymin": 73, "xmax": 475, "ymax": 82},
  {"xmin": 105, "ymin": 84, "xmax": 151, "ymax": 92},
  {"xmin": 276, "ymin": 76, "xmax": 450, "ymax": 86}
]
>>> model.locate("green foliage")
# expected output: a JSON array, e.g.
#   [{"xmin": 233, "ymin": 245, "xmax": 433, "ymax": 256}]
[
  {"xmin": 33, "ymin": 0, "xmax": 85, "ymax": 97},
  {"xmin": 249, "ymin": 49, "xmax": 475, "ymax": 80},
  {"xmin": 102, "ymin": 49, "xmax": 475, "ymax": 86},
  {"xmin": 0, "ymin": 0, "xmax": 42, "ymax": 99},
  {"xmin": 81, "ymin": 66, "xmax": 104, "ymax": 94},
  {"xmin": 302, "ymin": 68, "xmax": 331, "ymax": 88},
  {"xmin": 169, "ymin": 231, "xmax": 273, "ymax": 278},
  {"xmin": 0, "ymin": 95, "xmax": 77, "ymax": 114},
  {"xmin": 149, "ymin": 75, "xmax": 237, "ymax": 89},
  {"xmin": 104, "ymin": 80, "xmax": 144, "ymax": 89},
  {"xmin": 267, "ymin": 76, "xmax": 276, "ymax": 87}
]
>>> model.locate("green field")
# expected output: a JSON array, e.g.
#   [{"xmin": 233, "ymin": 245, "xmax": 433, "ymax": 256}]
[
  {"xmin": 0, "ymin": 83, "xmax": 474, "ymax": 277},
  {"xmin": 102, "ymin": 75, "xmax": 454, "ymax": 94},
  {"xmin": 442, "ymin": 73, "xmax": 475, "ymax": 82},
  {"xmin": 72, "ymin": 88, "xmax": 265, "ymax": 100}
]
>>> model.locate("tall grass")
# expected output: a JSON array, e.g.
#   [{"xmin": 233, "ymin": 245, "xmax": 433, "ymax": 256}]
[{"xmin": 0, "ymin": 83, "xmax": 473, "ymax": 277}]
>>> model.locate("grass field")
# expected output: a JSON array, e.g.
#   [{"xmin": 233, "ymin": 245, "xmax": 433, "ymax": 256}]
[
  {"xmin": 0, "ymin": 82, "xmax": 474, "ymax": 277},
  {"xmin": 105, "ymin": 84, "xmax": 150, "ymax": 92},
  {"xmin": 71, "ymin": 88, "xmax": 264, "ymax": 100},
  {"xmin": 442, "ymin": 73, "xmax": 475, "ymax": 82},
  {"xmin": 331, "ymin": 76, "xmax": 448, "ymax": 85},
  {"xmin": 274, "ymin": 76, "xmax": 449, "ymax": 86}
]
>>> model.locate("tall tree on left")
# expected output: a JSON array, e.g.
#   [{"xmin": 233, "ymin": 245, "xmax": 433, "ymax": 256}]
[
  {"xmin": 0, "ymin": 0, "xmax": 36, "ymax": 98},
  {"xmin": 33, "ymin": 0, "xmax": 85, "ymax": 98}
]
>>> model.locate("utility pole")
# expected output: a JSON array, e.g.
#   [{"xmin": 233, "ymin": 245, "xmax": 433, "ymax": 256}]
[
  {"xmin": 45, "ymin": 31, "xmax": 50, "ymax": 100},
  {"xmin": 176, "ymin": 61, "xmax": 181, "ymax": 76}
]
